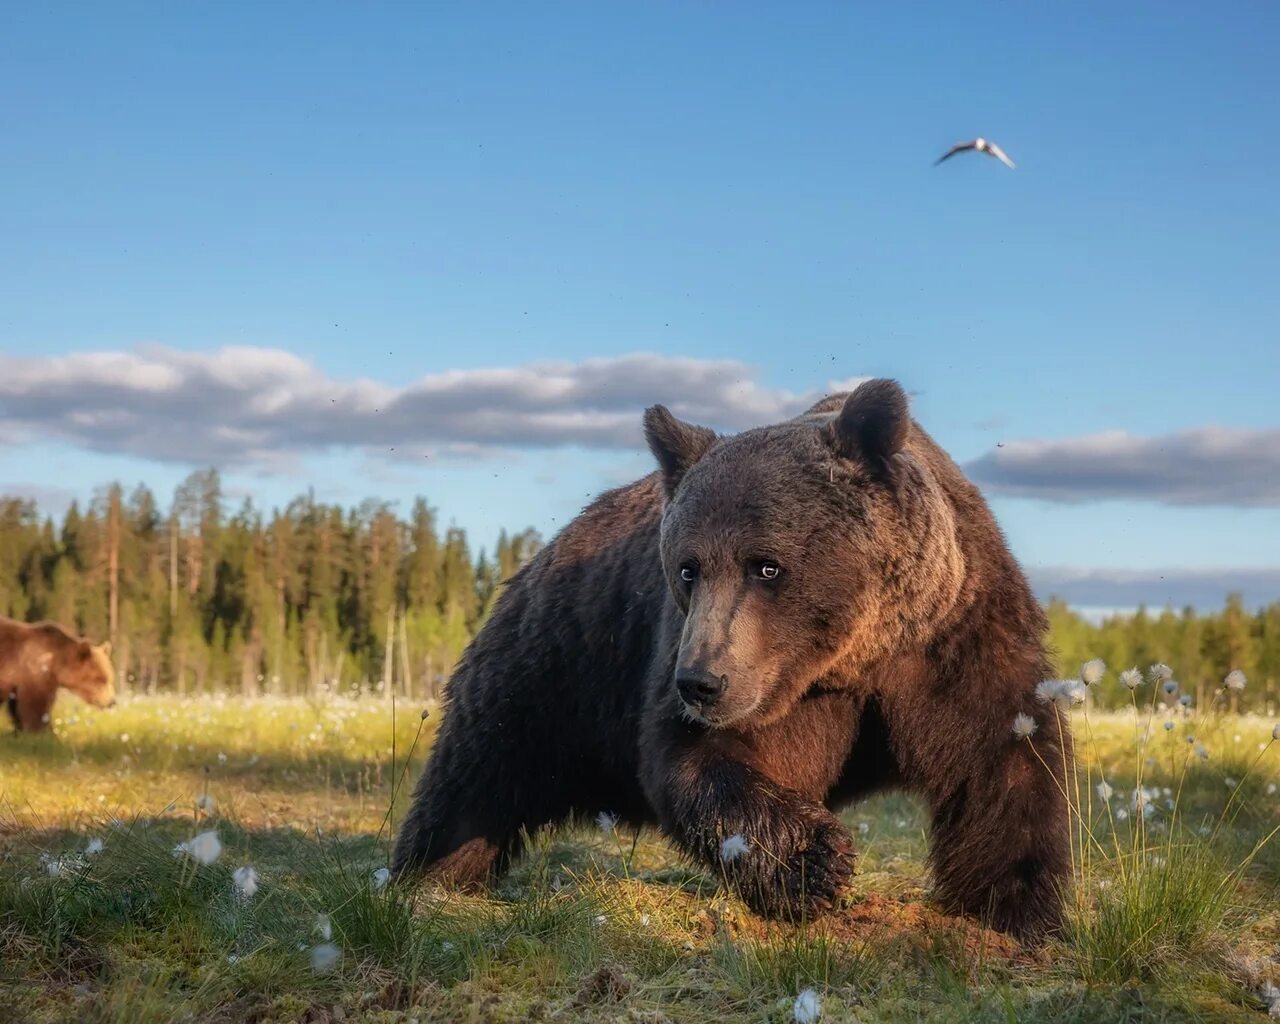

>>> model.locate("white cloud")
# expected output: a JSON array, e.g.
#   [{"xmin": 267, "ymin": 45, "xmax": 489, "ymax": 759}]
[
  {"xmin": 0, "ymin": 346, "xmax": 863, "ymax": 466},
  {"xmin": 967, "ymin": 426, "xmax": 1280, "ymax": 508}
]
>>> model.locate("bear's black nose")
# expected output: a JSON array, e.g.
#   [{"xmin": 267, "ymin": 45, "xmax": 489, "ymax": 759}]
[{"xmin": 676, "ymin": 668, "xmax": 726, "ymax": 708}]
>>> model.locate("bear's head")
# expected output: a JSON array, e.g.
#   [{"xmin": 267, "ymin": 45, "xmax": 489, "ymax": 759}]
[
  {"xmin": 645, "ymin": 379, "xmax": 966, "ymax": 728},
  {"xmin": 57, "ymin": 639, "xmax": 117, "ymax": 709}
]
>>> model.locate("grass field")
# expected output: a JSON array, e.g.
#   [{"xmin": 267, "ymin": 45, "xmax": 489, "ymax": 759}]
[{"xmin": 5, "ymin": 690, "xmax": 1280, "ymax": 1023}]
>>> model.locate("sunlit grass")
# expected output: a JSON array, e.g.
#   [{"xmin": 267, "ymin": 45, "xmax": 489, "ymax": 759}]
[{"xmin": 4, "ymin": 693, "xmax": 1280, "ymax": 1021}]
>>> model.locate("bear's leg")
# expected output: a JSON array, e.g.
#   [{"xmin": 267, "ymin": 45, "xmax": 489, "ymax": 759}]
[
  {"xmin": 15, "ymin": 684, "xmax": 55, "ymax": 733},
  {"xmin": 392, "ymin": 713, "xmax": 524, "ymax": 887},
  {"xmin": 643, "ymin": 709, "xmax": 858, "ymax": 919},
  {"xmin": 895, "ymin": 699, "xmax": 1071, "ymax": 940}
]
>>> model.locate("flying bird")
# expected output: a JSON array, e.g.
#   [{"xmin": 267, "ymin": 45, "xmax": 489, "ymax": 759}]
[{"xmin": 934, "ymin": 137, "xmax": 1016, "ymax": 169}]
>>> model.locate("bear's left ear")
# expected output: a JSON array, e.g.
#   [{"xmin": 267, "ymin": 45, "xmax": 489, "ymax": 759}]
[
  {"xmin": 825, "ymin": 379, "xmax": 910, "ymax": 475},
  {"xmin": 643, "ymin": 405, "xmax": 718, "ymax": 496},
  {"xmin": 99, "ymin": 641, "xmax": 112, "ymax": 657}
]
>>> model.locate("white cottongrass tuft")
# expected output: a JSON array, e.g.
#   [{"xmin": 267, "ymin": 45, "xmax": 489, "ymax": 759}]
[
  {"xmin": 372, "ymin": 867, "xmax": 391, "ymax": 891},
  {"xmin": 1114, "ymin": 808, "xmax": 1129, "ymax": 822},
  {"xmin": 1149, "ymin": 663, "xmax": 1174, "ymax": 682},
  {"xmin": 1096, "ymin": 780, "xmax": 1114, "ymax": 801},
  {"xmin": 1011, "ymin": 713, "xmax": 1037, "ymax": 740},
  {"xmin": 310, "ymin": 942, "xmax": 341, "ymax": 974},
  {"xmin": 1260, "ymin": 980, "xmax": 1280, "ymax": 1018},
  {"xmin": 185, "ymin": 831, "xmax": 221, "ymax": 865},
  {"xmin": 232, "ymin": 865, "xmax": 259, "ymax": 899},
  {"xmin": 315, "ymin": 914, "xmax": 332, "ymax": 941},
  {"xmin": 1119, "ymin": 668, "xmax": 1142, "ymax": 690},
  {"xmin": 1224, "ymin": 669, "xmax": 1247, "ymax": 692},
  {"xmin": 595, "ymin": 811, "xmax": 619, "ymax": 834},
  {"xmin": 85, "ymin": 838, "xmax": 104, "ymax": 856},
  {"xmin": 1162, "ymin": 680, "xmax": 1179, "ymax": 695},
  {"xmin": 793, "ymin": 988, "xmax": 822, "ymax": 1023},
  {"xmin": 1179, "ymin": 694, "xmax": 1193, "ymax": 707},
  {"xmin": 1195, "ymin": 744, "xmax": 1209, "ymax": 761},
  {"xmin": 1081, "ymin": 659, "xmax": 1106, "ymax": 685},
  {"xmin": 196, "ymin": 794, "xmax": 216, "ymax": 814},
  {"xmin": 719, "ymin": 834, "xmax": 750, "ymax": 862},
  {"xmin": 1163, "ymin": 720, "xmax": 1174, "ymax": 732},
  {"xmin": 1035, "ymin": 679, "xmax": 1086, "ymax": 709},
  {"xmin": 1272, "ymin": 723, "xmax": 1280, "ymax": 742},
  {"xmin": 1225, "ymin": 777, "xmax": 1238, "ymax": 789}
]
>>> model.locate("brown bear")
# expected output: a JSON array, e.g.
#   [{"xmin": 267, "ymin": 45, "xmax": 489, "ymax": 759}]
[
  {"xmin": 392, "ymin": 380, "xmax": 1071, "ymax": 939},
  {"xmin": 1, "ymin": 617, "xmax": 117, "ymax": 732}
]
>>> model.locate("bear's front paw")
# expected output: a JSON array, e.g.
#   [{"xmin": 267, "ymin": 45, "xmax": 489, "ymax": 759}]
[{"xmin": 729, "ymin": 806, "xmax": 855, "ymax": 919}]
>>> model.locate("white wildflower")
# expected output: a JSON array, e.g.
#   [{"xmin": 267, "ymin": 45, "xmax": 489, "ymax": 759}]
[
  {"xmin": 1149, "ymin": 663, "xmax": 1173, "ymax": 682},
  {"xmin": 232, "ymin": 865, "xmax": 259, "ymax": 899},
  {"xmin": 1012, "ymin": 713, "xmax": 1037, "ymax": 739},
  {"xmin": 1096, "ymin": 780, "xmax": 1114, "ymax": 801},
  {"xmin": 1120, "ymin": 668, "xmax": 1143, "ymax": 690},
  {"xmin": 1162, "ymin": 680, "xmax": 1178, "ymax": 695},
  {"xmin": 1115, "ymin": 809, "xmax": 1129, "ymax": 822},
  {"xmin": 1224, "ymin": 670, "xmax": 1247, "ymax": 692},
  {"xmin": 372, "ymin": 867, "xmax": 391, "ymax": 891},
  {"xmin": 720, "ymin": 834, "xmax": 750, "ymax": 862},
  {"xmin": 640, "ymin": 914, "xmax": 651, "ymax": 926},
  {"xmin": 1035, "ymin": 680, "xmax": 1085, "ymax": 709},
  {"xmin": 595, "ymin": 811, "xmax": 619, "ymax": 834},
  {"xmin": 172, "ymin": 842, "xmax": 189, "ymax": 859},
  {"xmin": 1267, "ymin": 783, "xmax": 1277, "ymax": 796},
  {"xmin": 857, "ymin": 821, "xmax": 870, "ymax": 836},
  {"xmin": 310, "ymin": 942, "xmax": 341, "ymax": 974},
  {"xmin": 594, "ymin": 914, "xmax": 607, "ymax": 926},
  {"xmin": 1195, "ymin": 744, "xmax": 1209, "ymax": 761},
  {"xmin": 185, "ymin": 831, "xmax": 221, "ymax": 865},
  {"xmin": 1179, "ymin": 694, "xmax": 1192, "ymax": 708},
  {"xmin": 315, "ymin": 914, "xmax": 332, "ymax": 941},
  {"xmin": 1225, "ymin": 778, "xmax": 1238, "ymax": 789},
  {"xmin": 1273, "ymin": 724, "xmax": 1280, "ymax": 742},
  {"xmin": 217, "ymin": 752, "xmax": 228, "ymax": 763},
  {"xmin": 1163, "ymin": 720, "xmax": 1174, "ymax": 732},
  {"xmin": 1081, "ymin": 659, "xmax": 1106, "ymax": 685},
  {"xmin": 85, "ymin": 838, "xmax": 104, "ymax": 856},
  {"xmin": 196, "ymin": 794, "xmax": 216, "ymax": 814},
  {"xmin": 793, "ymin": 988, "xmax": 822, "ymax": 1024}
]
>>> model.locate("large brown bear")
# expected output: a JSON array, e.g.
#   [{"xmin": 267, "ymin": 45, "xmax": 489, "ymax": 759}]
[
  {"xmin": 1, "ymin": 617, "xmax": 117, "ymax": 732},
  {"xmin": 393, "ymin": 380, "xmax": 1071, "ymax": 939}
]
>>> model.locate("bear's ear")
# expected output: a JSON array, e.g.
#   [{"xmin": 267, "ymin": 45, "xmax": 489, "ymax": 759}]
[
  {"xmin": 643, "ymin": 405, "xmax": 718, "ymax": 496},
  {"xmin": 98, "ymin": 641, "xmax": 112, "ymax": 657},
  {"xmin": 825, "ymin": 379, "xmax": 910, "ymax": 474}
]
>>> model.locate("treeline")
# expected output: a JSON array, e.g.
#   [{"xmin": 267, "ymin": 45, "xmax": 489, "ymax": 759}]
[
  {"xmin": 0, "ymin": 471, "xmax": 541, "ymax": 698},
  {"xmin": 1047, "ymin": 597, "xmax": 1280, "ymax": 712},
  {"xmin": 1, "ymin": 474, "xmax": 1278, "ymax": 709}
]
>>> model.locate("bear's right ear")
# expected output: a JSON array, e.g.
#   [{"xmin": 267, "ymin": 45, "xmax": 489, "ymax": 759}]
[
  {"xmin": 643, "ymin": 405, "xmax": 717, "ymax": 496},
  {"xmin": 825, "ymin": 379, "xmax": 910, "ymax": 475}
]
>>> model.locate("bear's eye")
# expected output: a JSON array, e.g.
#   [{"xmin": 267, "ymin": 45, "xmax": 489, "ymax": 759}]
[
  {"xmin": 678, "ymin": 563, "xmax": 699, "ymax": 585},
  {"xmin": 752, "ymin": 560, "xmax": 783, "ymax": 582}
]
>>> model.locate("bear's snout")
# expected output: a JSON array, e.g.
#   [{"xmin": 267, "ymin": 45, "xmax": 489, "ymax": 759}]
[{"xmin": 675, "ymin": 667, "xmax": 726, "ymax": 710}]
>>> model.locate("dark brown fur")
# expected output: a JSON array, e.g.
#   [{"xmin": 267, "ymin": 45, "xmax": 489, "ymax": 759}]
[
  {"xmin": 1, "ymin": 617, "xmax": 116, "ymax": 732},
  {"xmin": 393, "ymin": 380, "xmax": 1071, "ymax": 940}
]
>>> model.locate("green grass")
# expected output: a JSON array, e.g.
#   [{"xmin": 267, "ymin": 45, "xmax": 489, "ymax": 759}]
[{"xmin": 5, "ymin": 694, "xmax": 1280, "ymax": 1022}]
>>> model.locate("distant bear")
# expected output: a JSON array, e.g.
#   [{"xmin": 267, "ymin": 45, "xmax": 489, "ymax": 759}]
[
  {"xmin": 1, "ymin": 617, "xmax": 117, "ymax": 732},
  {"xmin": 393, "ymin": 380, "xmax": 1071, "ymax": 939}
]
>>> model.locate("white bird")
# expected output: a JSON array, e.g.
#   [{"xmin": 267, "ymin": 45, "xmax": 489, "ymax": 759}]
[{"xmin": 935, "ymin": 137, "xmax": 1016, "ymax": 169}]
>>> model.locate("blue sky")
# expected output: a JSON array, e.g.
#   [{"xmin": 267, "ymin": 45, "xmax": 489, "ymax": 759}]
[{"xmin": 2, "ymin": 3, "xmax": 1277, "ymax": 609}]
